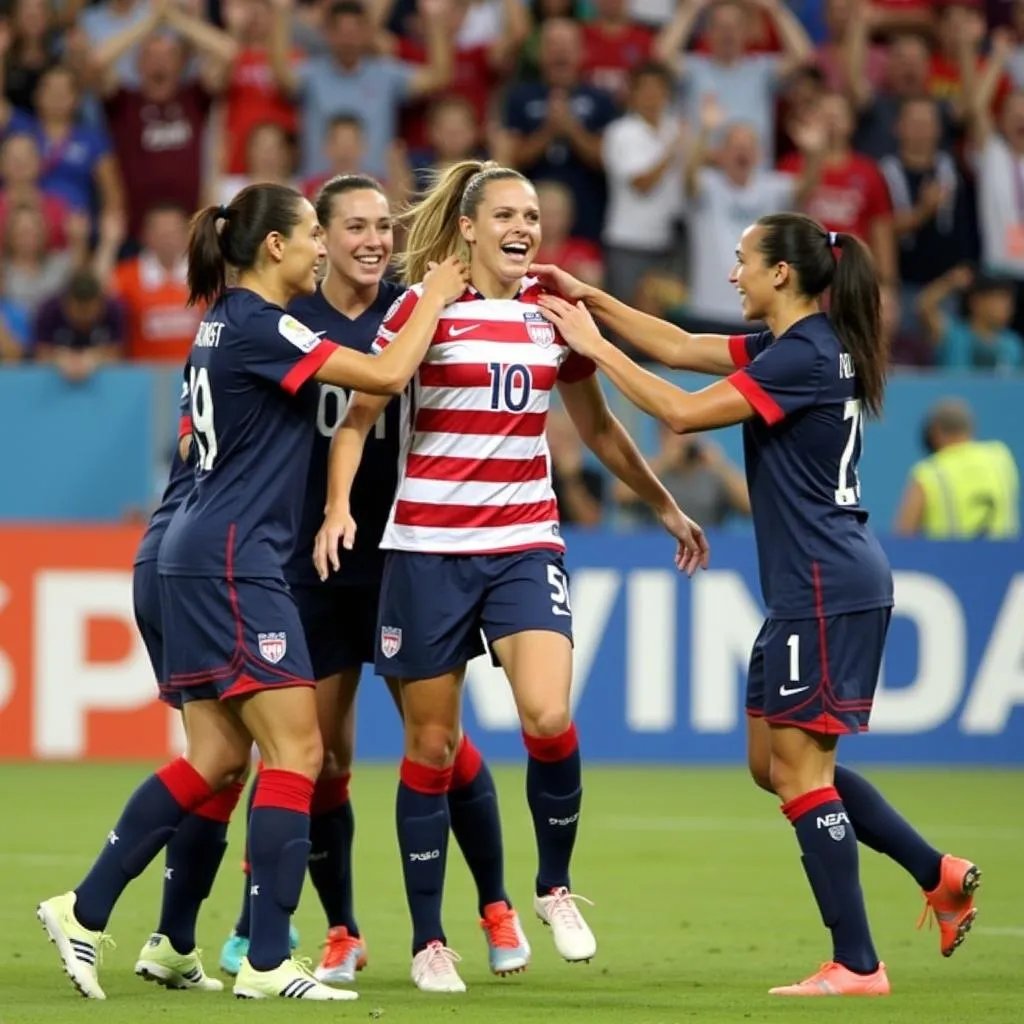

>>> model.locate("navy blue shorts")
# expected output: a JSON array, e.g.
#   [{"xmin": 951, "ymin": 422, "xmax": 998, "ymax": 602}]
[
  {"xmin": 375, "ymin": 549, "xmax": 574, "ymax": 679},
  {"xmin": 132, "ymin": 560, "xmax": 181, "ymax": 708},
  {"xmin": 292, "ymin": 583, "xmax": 379, "ymax": 679},
  {"xmin": 745, "ymin": 608, "xmax": 892, "ymax": 735},
  {"xmin": 159, "ymin": 574, "xmax": 315, "ymax": 704}
]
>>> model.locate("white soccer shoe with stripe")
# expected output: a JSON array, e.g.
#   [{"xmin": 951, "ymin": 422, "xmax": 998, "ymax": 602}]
[
  {"xmin": 534, "ymin": 887, "xmax": 597, "ymax": 962},
  {"xmin": 36, "ymin": 891, "xmax": 115, "ymax": 1000},
  {"xmin": 134, "ymin": 933, "xmax": 223, "ymax": 990},
  {"xmin": 411, "ymin": 941, "xmax": 467, "ymax": 993},
  {"xmin": 233, "ymin": 956, "xmax": 359, "ymax": 1000}
]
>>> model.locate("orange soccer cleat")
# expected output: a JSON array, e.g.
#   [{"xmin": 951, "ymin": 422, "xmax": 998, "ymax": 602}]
[
  {"xmin": 313, "ymin": 926, "xmax": 367, "ymax": 985},
  {"xmin": 918, "ymin": 854, "xmax": 982, "ymax": 957},
  {"xmin": 769, "ymin": 960, "xmax": 891, "ymax": 996}
]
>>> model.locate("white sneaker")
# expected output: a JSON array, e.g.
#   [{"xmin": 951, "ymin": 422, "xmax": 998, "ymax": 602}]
[
  {"xmin": 411, "ymin": 940, "xmax": 466, "ymax": 993},
  {"xmin": 37, "ymin": 891, "xmax": 115, "ymax": 1000},
  {"xmin": 533, "ymin": 887, "xmax": 597, "ymax": 962},
  {"xmin": 134, "ymin": 933, "xmax": 223, "ymax": 991},
  {"xmin": 233, "ymin": 956, "xmax": 358, "ymax": 1000}
]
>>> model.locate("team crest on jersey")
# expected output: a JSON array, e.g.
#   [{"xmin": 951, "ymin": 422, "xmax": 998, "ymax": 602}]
[
  {"xmin": 257, "ymin": 632, "xmax": 287, "ymax": 664},
  {"xmin": 380, "ymin": 626, "xmax": 402, "ymax": 659},
  {"xmin": 523, "ymin": 311, "xmax": 556, "ymax": 348}
]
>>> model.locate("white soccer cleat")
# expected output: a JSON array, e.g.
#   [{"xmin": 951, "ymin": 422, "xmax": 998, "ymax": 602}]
[
  {"xmin": 233, "ymin": 956, "xmax": 358, "ymax": 1000},
  {"xmin": 533, "ymin": 887, "xmax": 597, "ymax": 962},
  {"xmin": 411, "ymin": 940, "xmax": 467, "ymax": 993},
  {"xmin": 36, "ymin": 891, "xmax": 114, "ymax": 1000},
  {"xmin": 134, "ymin": 933, "xmax": 223, "ymax": 991}
]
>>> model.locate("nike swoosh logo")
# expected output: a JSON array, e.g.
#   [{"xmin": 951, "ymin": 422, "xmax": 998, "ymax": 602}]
[
  {"xmin": 447, "ymin": 324, "xmax": 481, "ymax": 337},
  {"xmin": 779, "ymin": 684, "xmax": 810, "ymax": 696},
  {"xmin": 313, "ymin": 331, "xmax": 327, "ymax": 338}
]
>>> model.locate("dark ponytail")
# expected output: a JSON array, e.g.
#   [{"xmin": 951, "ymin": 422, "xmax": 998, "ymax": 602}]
[
  {"xmin": 756, "ymin": 212, "xmax": 886, "ymax": 418},
  {"xmin": 186, "ymin": 182, "xmax": 306, "ymax": 307}
]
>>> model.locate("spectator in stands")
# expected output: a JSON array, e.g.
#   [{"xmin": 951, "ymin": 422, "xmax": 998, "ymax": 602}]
[
  {"xmin": 930, "ymin": 0, "xmax": 1011, "ymax": 118},
  {"xmin": 2, "ymin": 203, "xmax": 84, "ymax": 322},
  {"xmin": 894, "ymin": 397, "xmax": 1020, "ymax": 538},
  {"xmin": 866, "ymin": 0, "xmax": 934, "ymax": 35},
  {"xmin": 1, "ymin": 0, "xmax": 62, "ymax": 113},
  {"xmin": 0, "ymin": 260, "xmax": 31, "ymax": 356},
  {"xmin": 220, "ymin": 0, "xmax": 302, "ymax": 180},
  {"xmin": 849, "ymin": 28, "xmax": 957, "ymax": 160},
  {"xmin": 815, "ymin": 0, "xmax": 886, "ymax": 96},
  {"xmin": 614, "ymin": 424, "xmax": 750, "ymax": 528},
  {"xmin": 881, "ymin": 95, "xmax": 978, "ymax": 356},
  {"xmin": 1003, "ymin": 2, "xmax": 1024, "ymax": 88},
  {"xmin": 218, "ymin": 121, "xmax": 296, "ymax": 206},
  {"xmin": 601, "ymin": 60, "xmax": 683, "ymax": 305},
  {"xmin": 33, "ymin": 269, "xmax": 124, "ymax": 381},
  {"xmin": 4, "ymin": 65, "xmax": 124, "ymax": 226},
  {"xmin": 917, "ymin": 266, "xmax": 1024, "ymax": 370},
  {"xmin": 547, "ymin": 408, "xmax": 605, "ymax": 527},
  {"xmin": 516, "ymin": 0, "xmax": 586, "ymax": 80},
  {"xmin": 655, "ymin": 0, "xmax": 812, "ymax": 164},
  {"xmin": 409, "ymin": 95, "xmax": 485, "ymax": 189},
  {"xmin": 110, "ymin": 203, "xmax": 204, "ymax": 363},
  {"xmin": 93, "ymin": 2, "xmax": 237, "ymax": 245},
  {"xmin": 536, "ymin": 180, "xmax": 604, "ymax": 288},
  {"xmin": 684, "ymin": 97, "xmax": 825, "ymax": 333},
  {"xmin": 500, "ymin": 17, "xmax": 617, "ymax": 240},
  {"xmin": 80, "ymin": 0, "xmax": 170, "ymax": 89},
  {"xmin": 782, "ymin": 90, "xmax": 898, "ymax": 296},
  {"xmin": 0, "ymin": 131, "xmax": 72, "ymax": 249},
  {"xmin": 581, "ymin": 0, "xmax": 655, "ymax": 104},
  {"xmin": 270, "ymin": 0, "xmax": 452, "ymax": 180}
]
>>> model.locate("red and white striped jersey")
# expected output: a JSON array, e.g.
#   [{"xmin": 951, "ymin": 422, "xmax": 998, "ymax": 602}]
[{"xmin": 372, "ymin": 277, "xmax": 596, "ymax": 555}]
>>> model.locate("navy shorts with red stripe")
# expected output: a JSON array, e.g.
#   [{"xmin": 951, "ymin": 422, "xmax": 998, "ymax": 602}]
[
  {"xmin": 158, "ymin": 574, "xmax": 315, "ymax": 703},
  {"xmin": 745, "ymin": 608, "xmax": 891, "ymax": 735},
  {"xmin": 132, "ymin": 560, "xmax": 181, "ymax": 708},
  {"xmin": 375, "ymin": 549, "xmax": 574, "ymax": 679},
  {"xmin": 292, "ymin": 583, "xmax": 379, "ymax": 679}
]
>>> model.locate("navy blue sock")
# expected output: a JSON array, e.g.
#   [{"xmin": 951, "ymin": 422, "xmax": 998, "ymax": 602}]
[
  {"xmin": 157, "ymin": 782, "xmax": 241, "ymax": 953},
  {"xmin": 397, "ymin": 759, "xmax": 451, "ymax": 954},
  {"xmin": 784, "ymin": 786, "xmax": 879, "ymax": 975},
  {"xmin": 524, "ymin": 725, "xmax": 582, "ymax": 896},
  {"xmin": 246, "ymin": 769, "xmax": 313, "ymax": 972},
  {"xmin": 233, "ymin": 772, "xmax": 260, "ymax": 938},
  {"xmin": 834, "ymin": 765, "xmax": 942, "ymax": 891},
  {"xmin": 75, "ymin": 758, "xmax": 212, "ymax": 932},
  {"xmin": 308, "ymin": 773, "xmax": 359, "ymax": 934},
  {"xmin": 448, "ymin": 736, "xmax": 509, "ymax": 915}
]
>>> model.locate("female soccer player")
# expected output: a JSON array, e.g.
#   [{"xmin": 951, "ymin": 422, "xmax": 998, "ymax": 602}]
[
  {"xmin": 315, "ymin": 160, "xmax": 709, "ymax": 993},
  {"xmin": 36, "ymin": 182, "xmax": 468, "ymax": 1001},
  {"xmin": 534, "ymin": 212, "xmax": 981, "ymax": 996},
  {"xmin": 221, "ymin": 174, "xmax": 521, "ymax": 984}
]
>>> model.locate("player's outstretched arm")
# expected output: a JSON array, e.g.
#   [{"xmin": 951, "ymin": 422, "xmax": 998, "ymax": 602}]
[
  {"xmin": 559, "ymin": 374, "xmax": 710, "ymax": 576},
  {"xmin": 315, "ymin": 256, "xmax": 469, "ymax": 396},
  {"xmin": 313, "ymin": 392, "xmax": 390, "ymax": 580},
  {"xmin": 530, "ymin": 262, "xmax": 736, "ymax": 375}
]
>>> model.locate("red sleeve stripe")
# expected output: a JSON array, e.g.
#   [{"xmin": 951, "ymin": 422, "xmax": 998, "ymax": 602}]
[
  {"xmin": 728, "ymin": 335, "xmax": 751, "ymax": 368},
  {"xmin": 393, "ymin": 497, "xmax": 558, "ymax": 530},
  {"xmin": 405, "ymin": 453, "xmax": 550, "ymax": 484},
  {"xmin": 418, "ymin": 362, "xmax": 559, "ymax": 390},
  {"xmin": 177, "ymin": 415, "xmax": 191, "ymax": 440},
  {"xmin": 280, "ymin": 340, "xmax": 339, "ymax": 395},
  {"xmin": 414, "ymin": 407, "xmax": 547, "ymax": 438},
  {"xmin": 726, "ymin": 370, "xmax": 785, "ymax": 426}
]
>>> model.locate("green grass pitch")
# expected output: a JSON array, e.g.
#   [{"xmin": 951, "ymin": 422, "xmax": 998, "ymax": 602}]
[{"xmin": 1, "ymin": 764, "xmax": 1022, "ymax": 1023}]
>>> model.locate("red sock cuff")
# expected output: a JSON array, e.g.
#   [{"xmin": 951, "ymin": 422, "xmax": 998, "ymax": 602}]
[
  {"xmin": 400, "ymin": 758, "xmax": 453, "ymax": 795},
  {"xmin": 522, "ymin": 723, "xmax": 578, "ymax": 763},
  {"xmin": 194, "ymin": 781, "xmax": 245, "ymax": 823},
  {"xmin": 156, "ymin": 757, "xmax": 214, "ymax": 811},
  {"xmin": 781, "ymin": 786, "xmax": 841, "ymax": 824},
  {"xmin": 450, "ymin": 735, "xmax": 483, "ymax": 790},
  {"xmin": 251, "ymin": 768, "xmax": 314, "ymax": 814},
  {"xmin": 311, "ymin": 772, "xmax": 351, "ymax": 815}
]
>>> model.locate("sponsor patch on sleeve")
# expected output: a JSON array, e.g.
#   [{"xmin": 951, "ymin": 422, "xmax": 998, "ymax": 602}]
[{"xmin": 278, "ymin": 314, "xmax": 321, "ymax": 353}]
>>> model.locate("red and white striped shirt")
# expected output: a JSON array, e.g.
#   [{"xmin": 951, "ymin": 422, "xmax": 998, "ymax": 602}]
[{"xmin": 372, "ymin": 278, "xmax": 596, "ymax": 555}]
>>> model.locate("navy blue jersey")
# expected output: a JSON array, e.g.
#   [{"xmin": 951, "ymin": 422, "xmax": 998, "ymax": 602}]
[
  {"xmin": 133, "ymin": 368, "xmax": 195, "ymax": 566},
  {"xmin": 726, "ymin": 313, "xmax": 894, "ymax": 619},
  {"xmin": 158, "ymin": 288, "xmax": 338, "ymax": 579},
  {"xmin": 283, "ymin": 280, "xmax": 404, "ymax": 587}
]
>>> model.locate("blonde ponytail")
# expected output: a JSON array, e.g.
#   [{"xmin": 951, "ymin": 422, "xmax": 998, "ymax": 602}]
[{"xmin": 396, "ymin": 160, "xmax": 528, "ymax": 285}]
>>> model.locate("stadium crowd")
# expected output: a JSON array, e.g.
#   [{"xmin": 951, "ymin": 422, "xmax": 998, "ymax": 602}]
[{"xmin": 2, "ymin": 0, "xmax": 1024, "ymax": 376}]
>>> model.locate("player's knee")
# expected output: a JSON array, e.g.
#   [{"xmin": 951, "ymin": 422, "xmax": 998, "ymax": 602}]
[
  {"xmin": 405, "ymin": 722, "xmax": 458, "ymax": 769},
  {"xmin": 519, "ymin": 704, "xmax": 571, "ymax": 739},
  {"xmin": 319, "ymin": 743, "xmax": 352, "ymax": 779},
  {"xmin": 262, "ymin": 730, "xmax": 324, "ymax": 782},
  {"xmin": 185, "ymin": 745, "xmax": 251, "ymax": 791}
]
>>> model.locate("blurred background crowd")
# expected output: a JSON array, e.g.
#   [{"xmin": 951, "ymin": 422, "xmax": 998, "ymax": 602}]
[{"xmin": 1, "ymin": 0, "xmax": 1021, "ymax": 535}]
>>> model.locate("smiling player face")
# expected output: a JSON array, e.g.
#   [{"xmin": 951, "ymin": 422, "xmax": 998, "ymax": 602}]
[
  {"xmin": 323, "ymin": 188, "xmax": 393, "ymax": 290},
  {"xmin": 460, "ymin": 178, "xmax": 541, "ymax": 288},
  {"xmin": 730, "ymin": 224, "xmax": 782, "ymax": 322},
  {"xmin": 279, "ymin": 198, "xmax": 327, "ymax": 298}
]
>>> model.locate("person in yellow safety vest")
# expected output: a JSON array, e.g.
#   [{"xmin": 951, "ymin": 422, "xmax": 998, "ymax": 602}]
[{"xmin": 893, "ymin": 398, "xmax": 1020, "ymax": 539}]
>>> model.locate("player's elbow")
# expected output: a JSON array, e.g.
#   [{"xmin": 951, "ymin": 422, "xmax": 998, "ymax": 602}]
[{"xmin": 663, "ymin": 402, "xmax": 692, "ymax": 435}]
